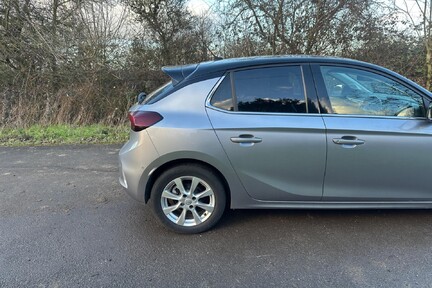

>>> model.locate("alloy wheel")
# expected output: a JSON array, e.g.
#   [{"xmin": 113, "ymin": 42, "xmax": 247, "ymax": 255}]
[{"xmin": 160, "ymin": 176, "xmax": 215, "ymax": 227}]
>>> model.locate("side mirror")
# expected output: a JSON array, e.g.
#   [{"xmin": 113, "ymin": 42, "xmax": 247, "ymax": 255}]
[
  {"xmin": 428, "ymin": 103, "xmax": 432, "ymax": 120},
  {"xmin": 137, "ymin": 92, "xmax": 147, "ymax": 104}
]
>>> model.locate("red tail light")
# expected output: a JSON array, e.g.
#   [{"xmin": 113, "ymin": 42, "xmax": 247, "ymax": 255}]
[{"xmin": 128, "ymin": 111, "xmax": 163, "ymax": 132}]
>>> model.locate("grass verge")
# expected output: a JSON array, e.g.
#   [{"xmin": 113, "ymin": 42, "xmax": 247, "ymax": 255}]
[{"xmin": 0, "ymin": 125, "xmax": 129, "ymax": 146}]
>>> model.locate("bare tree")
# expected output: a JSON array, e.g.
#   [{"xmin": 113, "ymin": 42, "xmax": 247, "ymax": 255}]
[
  {"xmin": 0, "ymin": 0, "xmax": 136, "ymax": 126},
  {"xmin": 218, "ymin": 0, "xmax": 374, "ymax": 56},
  {"xmin": 0, "ymin": 0, "xmax": 428, "ymax": 127},
  {"xmin": 393, "ymin": 0, "xmax": 432, "ymax": 89}
]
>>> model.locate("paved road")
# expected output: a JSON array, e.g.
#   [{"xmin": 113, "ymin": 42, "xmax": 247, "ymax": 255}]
[{"xmin": 1, "ymin": 145, "xmax": 432, "ymax": 287}]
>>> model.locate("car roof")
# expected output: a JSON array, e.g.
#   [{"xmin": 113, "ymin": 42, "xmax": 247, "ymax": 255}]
[
  {"xmin": 197, "ymin": 55, "xmax": 369, "ymax": 73},
  {"xmin": 162, "ymin": 55, "xmax": 379, "ymax": 85}
]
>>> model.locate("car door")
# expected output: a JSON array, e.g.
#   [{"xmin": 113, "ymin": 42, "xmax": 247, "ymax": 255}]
[
  {"xmin": 206, "ymin": 64, "xmax": 327, "ymax": 201},
  {"xmin": 312, "ymin": 64, "xmax": 432, "ymax": 201}
]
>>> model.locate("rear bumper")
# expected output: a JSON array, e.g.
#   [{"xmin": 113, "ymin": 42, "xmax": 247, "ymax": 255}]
[{"xmin": 118, "ymin": 130, "xmax": 159, "ymax": 202}]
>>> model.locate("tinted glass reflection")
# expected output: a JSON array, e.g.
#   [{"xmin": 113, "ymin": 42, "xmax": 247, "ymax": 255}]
[
  {"xmin": 234, "ymin": 66, "xmax": 307, "ymax": 113},
  {"xmin": 210, "ymin": 75, "xmax": 234, "ymax": 111}
]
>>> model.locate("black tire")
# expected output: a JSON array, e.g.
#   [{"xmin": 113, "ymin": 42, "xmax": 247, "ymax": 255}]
[{"xmin": 150, "ymin": 164, "xmax": 226, "ymax": 234}]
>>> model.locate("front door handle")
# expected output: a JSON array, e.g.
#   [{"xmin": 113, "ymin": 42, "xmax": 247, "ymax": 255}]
[
  {"xmin": 230, "ymin": 134, "xmax": 262, "ymax": 144},
  {"xmin": 332, "ymin": 136, "xmax": 365, "ymax": 147}
]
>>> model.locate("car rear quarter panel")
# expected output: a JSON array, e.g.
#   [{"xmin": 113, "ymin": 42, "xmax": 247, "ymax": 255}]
[
  {"xmin": 119, "ymin": 130, "xmax": 159, "ymax": 202},
  {"xmin": 140, "ymin": 78, "xmax": 253, "ymax": 208}
]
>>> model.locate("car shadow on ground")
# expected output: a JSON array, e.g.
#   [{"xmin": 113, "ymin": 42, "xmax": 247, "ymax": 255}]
[
  {"xmin": 127, "ymin": 199, "xmax": 432, "ymax": 237},
  {"xmin": 216, "ymin": 208, "xmax": 432, "ymax": 231}
]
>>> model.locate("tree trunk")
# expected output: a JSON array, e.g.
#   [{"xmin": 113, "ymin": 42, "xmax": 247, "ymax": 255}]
[{"xmin": 426, "ymin": 40, "xmax": 432, "ymax": 90}]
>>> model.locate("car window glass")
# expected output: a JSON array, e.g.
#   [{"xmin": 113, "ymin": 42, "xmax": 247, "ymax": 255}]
[
  {"xmin": 143, "ymin": 81, "xmax": 174, "ymax": 104},
  {"xmin": 210, "ymin": 75, "xmax": 234, "ymax": 111},
  {"xmin": 234, "ymin": 66, "xmax": 307, "ymax": 113},
  {"xmin": 320, "ymin": 66, "xmax": 425, "ymax": 117}
]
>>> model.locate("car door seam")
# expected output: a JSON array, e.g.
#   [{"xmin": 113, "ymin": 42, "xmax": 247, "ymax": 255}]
[{"xmin": 321, "ymin": 115, "xmax": 328, "ymax": 201}]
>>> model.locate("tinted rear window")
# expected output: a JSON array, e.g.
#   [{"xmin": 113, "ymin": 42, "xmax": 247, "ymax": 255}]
[
  {"xmin": 209, "ymin": 66, "xmax": 308, "ymax": 113},
  {"xmin": 234, "ymin": 66, "xmax": 307, "ymax": 113},
  {"xmin": 143, "ymin": 82, "xmax": 174, "ymax": 104}
]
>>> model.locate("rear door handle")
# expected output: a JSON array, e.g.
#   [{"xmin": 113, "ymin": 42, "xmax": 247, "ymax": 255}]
[
  {"xmin": 332, "ymin": 136, "xmax": 365, "ymax": 147},
  {"xmin": 230, "ymin": 134, "xmax": 262, "ymax": 144}
]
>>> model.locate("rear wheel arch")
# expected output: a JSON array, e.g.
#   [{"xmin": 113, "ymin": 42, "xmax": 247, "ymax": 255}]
[{"xmin": 143, "ymin": 159, "xmax": 231, "ymax": 208}]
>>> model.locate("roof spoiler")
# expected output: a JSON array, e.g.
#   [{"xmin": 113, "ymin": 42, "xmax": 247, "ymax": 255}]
[{"xmin": 162, "ymin": 63, "xmax": 198, "ymax": 85}]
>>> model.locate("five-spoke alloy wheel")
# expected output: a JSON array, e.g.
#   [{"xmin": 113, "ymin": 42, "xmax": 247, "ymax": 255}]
[{"xmin": 151, "ymin": 164, "xmax": 226, "ymax": 233}]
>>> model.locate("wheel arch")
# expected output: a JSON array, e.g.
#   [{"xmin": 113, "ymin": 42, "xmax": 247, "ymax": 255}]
[{"xmin": 143, "ymin": 158, "xmax": 232, "ymax": 208}]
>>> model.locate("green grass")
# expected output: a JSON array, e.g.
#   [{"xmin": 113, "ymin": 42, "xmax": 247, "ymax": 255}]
[{"xmin": 0, "ymin": 125, "xmax": 129, "ymax": 146}]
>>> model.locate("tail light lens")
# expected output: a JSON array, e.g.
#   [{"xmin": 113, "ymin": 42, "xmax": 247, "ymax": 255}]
[{"xmin": 128, "ymin": 111, "xmax": 163, "ymax": 132}]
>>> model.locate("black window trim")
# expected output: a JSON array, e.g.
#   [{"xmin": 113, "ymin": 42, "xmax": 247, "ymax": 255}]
[
  {"xmin": 311, "ymin": 63, "xmax": 431, "ymax": 120},
  {"xmin": 206, "ymin": 63, "xmax": 320, "ymax": 116}
]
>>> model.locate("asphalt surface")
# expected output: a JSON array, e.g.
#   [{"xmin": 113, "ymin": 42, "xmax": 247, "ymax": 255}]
[{"xmin": 1, "ymin": 145, "xmax": 432, "ymax": 287}]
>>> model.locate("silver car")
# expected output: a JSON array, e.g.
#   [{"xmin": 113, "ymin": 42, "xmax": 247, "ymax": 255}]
[{"xmin": 119, "ymin": 56, "xmax": 432, "ymax": 233}]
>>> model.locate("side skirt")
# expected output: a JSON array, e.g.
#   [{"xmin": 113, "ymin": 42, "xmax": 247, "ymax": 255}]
[{"xmin": 232, "ymin": 201, "xmax": 432, "ymax": 209}]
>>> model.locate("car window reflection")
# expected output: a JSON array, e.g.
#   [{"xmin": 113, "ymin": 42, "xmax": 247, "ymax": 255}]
[{"xmin": 320, "ymin": 66, "xmax": 425, "ymax": 117}]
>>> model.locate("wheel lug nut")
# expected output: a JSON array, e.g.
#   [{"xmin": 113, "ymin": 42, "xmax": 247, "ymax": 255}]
[
  {"xmin": 189, "ymin": 205, "xmax": 193, "ymax": 209},
  {"xmin": 192, "ymin": 197, "xmax": 196, "ymax": 200}
]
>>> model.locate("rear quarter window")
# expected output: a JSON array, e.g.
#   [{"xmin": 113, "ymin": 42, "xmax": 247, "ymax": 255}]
[{"xmin": 210, "ymin": 76, "xmax": 234, "ymax": 111}]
